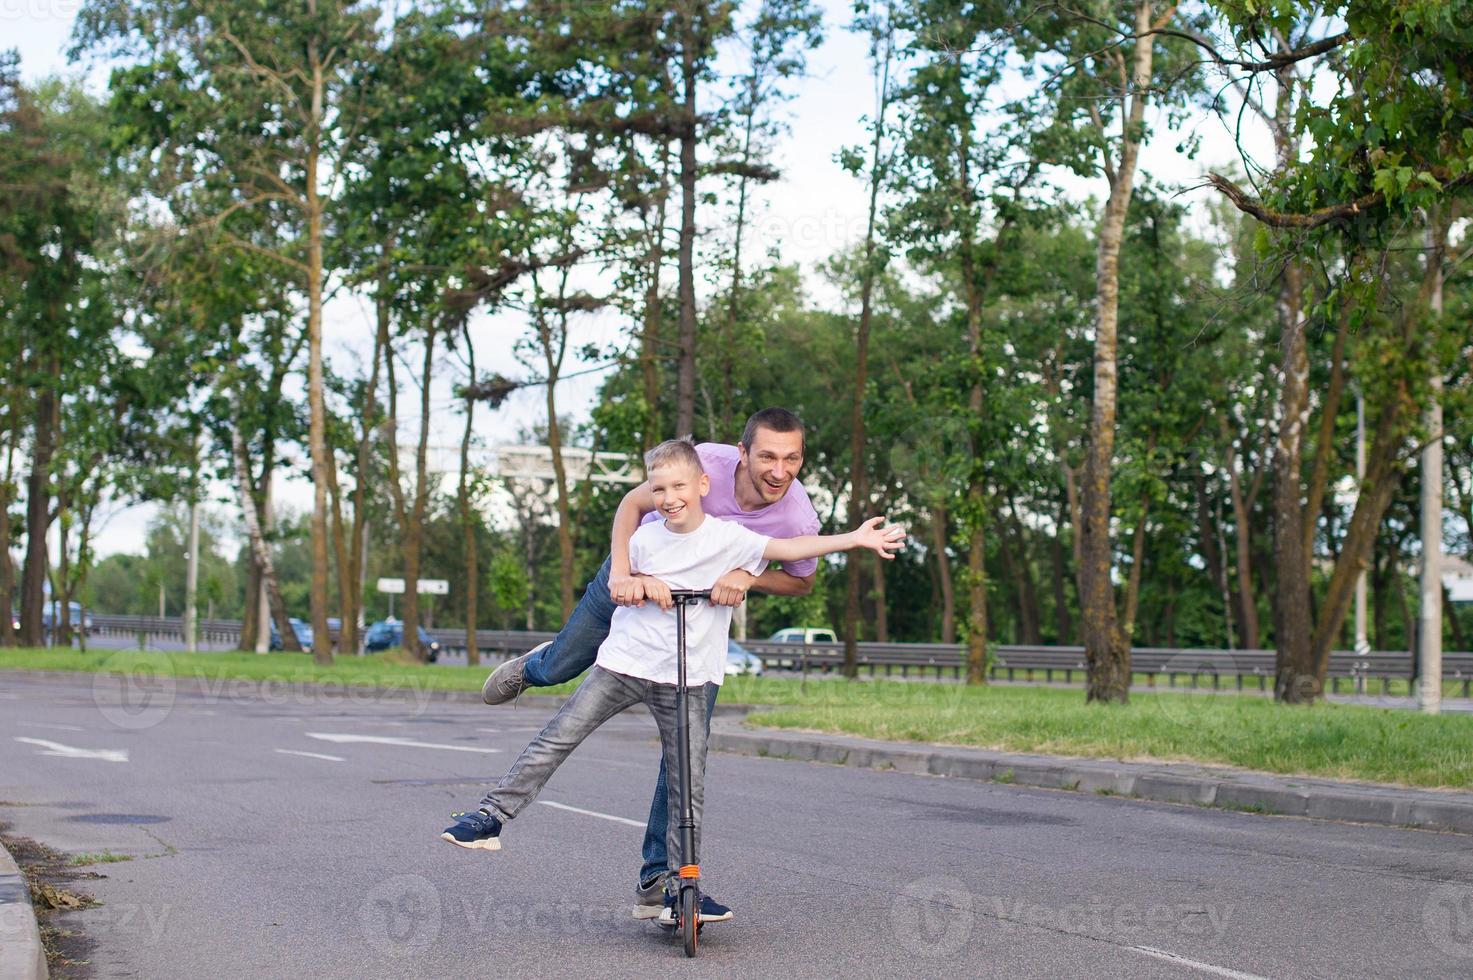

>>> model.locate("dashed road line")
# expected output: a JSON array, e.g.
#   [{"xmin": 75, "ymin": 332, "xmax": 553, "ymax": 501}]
[
  {"xmin": 1131, "ymin": 945, "xmax": 1272, "ymax": 979},
  {"xmin": 536, "ymin": 800, "xmax": 645, "ymax": 828},
  {"xmin": 275, "ymin": 749, "xmax": 346, "ymax": 762},
  {"xmin": 14, "ymin": 736, "xmax": 128, "ymax": 762},
  {"xmin": 304, "ymin": 732, "xmax": 501, "ymax": 754}
]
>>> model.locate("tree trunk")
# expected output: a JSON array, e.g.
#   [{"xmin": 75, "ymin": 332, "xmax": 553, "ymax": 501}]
[
  {"xmin": 399, "ymin": 326, "xmax": 438, "ymax": 662},
  {"xmin": 1122, "ymin": 499, "xmax": 1149, "ymax": 641},
  {"xmin": 19, "ymin": 352, "xmax": 60, "ymax": 648},
  {"xmin": 233, "ymin": 421, "xmax": 296, "ymax": 651},
  {"xmin": 842, "ymin": 5, "xmax": 893, "ymax": 679},
  {"xmin": 1270, "ymin": 259, "xmax": 1315, "ymax": 701},
  {"xmin": 347, "ymin": 254, "xmax": 391, "ymax": 655},
  {"xmin": 674, "ymin": 18, "xmax": 699, "ymax": 438},
  {"xmin": 459, "ymin": 318, "xmax": 481, "ymax": 667},
  {"xmin": 965, "ymin": 508, "xmax": 987, "ymax": 683},
  {"xmin": 241, "ymin": 552, "xmax": 261, "ymax": 652},
  {"xmin": 0, "ymin": 436, "xmax": 18, "ymax": 647},
  {"xmin": 304, "ymin": 66, "xmax": 332, "ymax": 666},
  {"xmin": 1226, "ymin": 450, "xmax": 1261, "ymax": 649},
  {"xmin": 640, "ymin": 149, "xmax": 672, "ymax": 455},
  {"xmin": 1049, "ymin": 494, "xmax": 1073, "ymax": 644},
  {"xmin": 1079, "ymin": 1, "xmax": 1157, "ymax": 704},
  {"xmin": 932, "ymin": 503, "xmax": 956, "ymax": 644}
]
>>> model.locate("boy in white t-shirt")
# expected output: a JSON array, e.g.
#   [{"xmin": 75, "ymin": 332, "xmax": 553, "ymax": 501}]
[{"xmin": 440, "ymin": 439, "xmax": 904, "ymax": 916}]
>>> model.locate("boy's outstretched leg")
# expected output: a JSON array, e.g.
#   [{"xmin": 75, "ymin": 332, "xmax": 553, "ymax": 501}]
[
  {"xmin": 483, "ymin": 558, "xmax": 616, "ymax": 704},
  {"xmin": 444, "ymin": 667, "xmax": 640, "ymax": 850}
]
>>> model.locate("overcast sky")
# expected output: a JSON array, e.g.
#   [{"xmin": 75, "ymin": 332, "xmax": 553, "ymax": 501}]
[{"xmin": 12, "ymin": 1, "xmax": 1270, "ymax": 560}]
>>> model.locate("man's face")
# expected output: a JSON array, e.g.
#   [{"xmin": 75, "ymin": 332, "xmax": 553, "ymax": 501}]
[
  {"xmin": 739, "ymin": 427, "xmax": 805, "ymax": 504},
  {"xmin": 649, "ymin": 461, "xmax": 709, "ymax": 531}
]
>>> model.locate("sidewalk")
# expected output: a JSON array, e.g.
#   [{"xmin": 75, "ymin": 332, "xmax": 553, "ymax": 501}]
[
  {"xmin": 709, "ymin": 717, "xmax": 1473, "ymax": 835},
  {"xmin": 0, "ymin": 840, "xmax": 47, "ymax": 980}
]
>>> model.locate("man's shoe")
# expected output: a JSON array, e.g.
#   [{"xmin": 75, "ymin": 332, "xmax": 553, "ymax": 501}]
[
  {"xmin": 656, "ymin": 891, "xmax": 733, "ymax": 926},
  {"xmin": 482, "ymin": 642, "xmax": 548, "ymax": 705},
  {"xmin": 440, "ymin": 808, "xmax": 503, "ymax": 850},
  {"xmin": 633, "ymin": 873, "xmax": 669, "ymax": 920}
]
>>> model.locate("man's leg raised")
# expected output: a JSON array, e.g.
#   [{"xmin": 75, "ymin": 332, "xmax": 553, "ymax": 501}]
[{"xmin": 483, "ymin": 557, "xmax": 616, "ymax": 704}]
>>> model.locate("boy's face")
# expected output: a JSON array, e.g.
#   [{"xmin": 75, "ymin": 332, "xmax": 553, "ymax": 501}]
[{"xmin": 649, "ymin": 461, "xmax": 709, "ymax": 532}]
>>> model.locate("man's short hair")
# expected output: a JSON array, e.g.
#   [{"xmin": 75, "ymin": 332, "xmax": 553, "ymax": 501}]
[
  {"xmin": 740, "ymin": 407, "xmax": 806, "ymax": 453},
  {"xmin": 644, "ymin": 438, "xmax": 705, "ymax": 475}
]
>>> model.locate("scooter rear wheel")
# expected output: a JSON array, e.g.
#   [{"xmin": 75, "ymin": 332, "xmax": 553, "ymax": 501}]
[{"xmin": 680, "ymin": 888, "xmax": 698, "ymax": 957}]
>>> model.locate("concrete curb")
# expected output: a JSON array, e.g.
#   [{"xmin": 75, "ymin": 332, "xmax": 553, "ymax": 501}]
[
  {"xmin": 710, "ymin": 721, "xmax": 1473, "ymax": 835},
  {"xmin": 0, "ymin": 840, "xmax": 48, "ymax": 980}
]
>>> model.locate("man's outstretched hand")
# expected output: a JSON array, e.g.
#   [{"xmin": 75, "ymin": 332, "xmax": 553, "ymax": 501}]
[{"xmin": 851, "ymin": 517, "xmax": 906, "ymax": 559}]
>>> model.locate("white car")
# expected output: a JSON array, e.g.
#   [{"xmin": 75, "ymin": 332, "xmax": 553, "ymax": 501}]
[
  {"xmin": 768, "ymin": 627, "xmax": 837, "ymax": 644},
  {"xmin": 725, "ymin": 639, "xmax": 764, "ymax": 676}
]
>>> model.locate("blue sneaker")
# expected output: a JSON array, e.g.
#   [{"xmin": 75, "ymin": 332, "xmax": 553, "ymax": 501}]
[
  {"xmin": 656, "ymin": 891, "xmax": 733, "ymax": 926},
  {"xmin": 440, "ymin": 808, "xmax": 503, "ymax": 851}
]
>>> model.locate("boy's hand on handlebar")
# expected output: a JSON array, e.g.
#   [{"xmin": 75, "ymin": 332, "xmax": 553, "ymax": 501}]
[
  {"xmin": 636, "ymin": 574, "xmax": 674, "ymax": 611},
  {"xmin": 851, "ymin": 517, "xmax": 906, "ymax": 560},
  {"xmin": 710, "ymin": 569, "xmax": 756, "ymax": 607},
  {"xmin": 609, "ymin": 572, "xmax": 647, "ymax": 607}
]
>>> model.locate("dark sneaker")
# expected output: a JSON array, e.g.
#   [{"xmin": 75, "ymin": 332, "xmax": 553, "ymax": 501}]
[
  {"xmin": 633, "ymin": 873, "xmax": 669, "ymax": 920},
  {"xmin": 440, "ymin": 808, "xmax": 503, "ymax": 851},
  {"xmin": 656, "ymin": 892, "xmax": 733, "ymax": 926},
  {"xmin": 482, "ymin": 642, "xmax": 547, "ymax": 705}
]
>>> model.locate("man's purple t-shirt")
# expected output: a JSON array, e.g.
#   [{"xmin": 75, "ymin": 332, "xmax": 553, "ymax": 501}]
[{"xmin": 640, "ymin": 442, "xmax": 821, "ymax": 578}]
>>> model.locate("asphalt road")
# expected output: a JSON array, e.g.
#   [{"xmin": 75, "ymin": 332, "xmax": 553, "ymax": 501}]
[{"xmin": 2, "ymin": 672, "xmax": 1472, "ymax": 979}]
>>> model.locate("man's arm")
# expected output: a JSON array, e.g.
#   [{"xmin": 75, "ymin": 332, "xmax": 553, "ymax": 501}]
[
  {"xmin": 610, "ymin": 481, "xmax": 657, "ymax": 605},
  {"xmin": 708, "ymin": 565, "xmax": 813, "ymax": 607}
]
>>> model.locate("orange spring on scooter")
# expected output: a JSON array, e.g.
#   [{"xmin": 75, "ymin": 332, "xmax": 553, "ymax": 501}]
[{"xmin": 678, "ymin": 864, "xmax": 700, "ymax": 879}]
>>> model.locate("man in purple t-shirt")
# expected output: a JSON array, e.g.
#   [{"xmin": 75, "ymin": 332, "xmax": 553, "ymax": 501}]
[{"xmin": 479, "ymin": 407, "xmax": 819, "ymax": 922}]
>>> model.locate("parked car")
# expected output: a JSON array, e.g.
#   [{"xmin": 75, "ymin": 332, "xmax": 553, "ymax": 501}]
[
  {"xmin": 725, "ymin": 639, "xmax": 764, "ymax": 677},
  {"xmin": 40, "ymin": 601, "xmax": 95, "ymax": 634},
  {"xmin": 364, "ymin": 619, "xmax": 441, "ymax": 662},
  {"xmin": 766, "ymin": 626, "xmax": 836, "ymax": 668},
  {"xmin": 270, "ymin": 617, "xmax": 315, "ymax": 651},
  {"xmin": 768, "ymin": 627, "xmax": 837, "ymax": 645}
]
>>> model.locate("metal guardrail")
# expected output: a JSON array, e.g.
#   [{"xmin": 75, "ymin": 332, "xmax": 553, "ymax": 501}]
[
  {"xmin": 737, "ymin": 640, "xmax": 1473, "ymax": 696},
  {"xmin": 82, "ymin": 615, "xmax": 1473, "ymax": 695}
]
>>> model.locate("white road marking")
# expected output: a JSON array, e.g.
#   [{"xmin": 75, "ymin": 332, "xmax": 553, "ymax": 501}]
[
  {"xmin": 304, "ymin": 733, "xmax": 501, "ymax": 754},
  {"xmin": 275, "ymin": 749, "xmax": 345, "ymax": 762},
  {"xmin": 17, "ymin": 721, "xmax": 85, "ymax": 732},
  {"xmin": 14, "ymin": 737, "xmax": 128, "ymax": 763},
  {"xmin": 537, "ymin": 800, "xmax": 645, "ymax": 828},
  {"xmin": 1131, "ymin": 946, "xmax": 1272, "ymax": 980}
]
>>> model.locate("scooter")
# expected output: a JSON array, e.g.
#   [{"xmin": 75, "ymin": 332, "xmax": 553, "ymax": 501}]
[{"xmin": 667, "ymin": 588, "xmax": 711, "ymax": 958}]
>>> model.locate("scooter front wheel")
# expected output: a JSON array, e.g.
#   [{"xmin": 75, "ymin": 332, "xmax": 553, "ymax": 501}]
[{"xmin": 680, "ymin": 887, "xmax": 699, "ymax": 957}]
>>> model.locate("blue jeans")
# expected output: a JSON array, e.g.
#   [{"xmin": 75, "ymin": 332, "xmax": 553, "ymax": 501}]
[{"xmin": 521, "ymin": 557, "xmax": 723, "ymax": 884}]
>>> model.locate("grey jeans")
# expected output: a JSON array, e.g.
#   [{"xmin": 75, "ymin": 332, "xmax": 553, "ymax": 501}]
[{"xmin": 481, "ymin": 666, "xmax": 713, "ymax": 888}]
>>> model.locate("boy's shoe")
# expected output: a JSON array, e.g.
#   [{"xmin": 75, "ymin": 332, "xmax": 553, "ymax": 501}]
[
  {"xmin": 656, "ymin": 891, "xmax": 734, "ymax": 926},
  {"xmin": 482, "ymin": 643, "xmax": 548, "ymax": 705},
  {"xmin": 633, "ymin": 873, "xmax": 669, "ymax": 919},
  {"xmin": 440, "ymin": 808, "xmax": 503, "ymax": 850}
]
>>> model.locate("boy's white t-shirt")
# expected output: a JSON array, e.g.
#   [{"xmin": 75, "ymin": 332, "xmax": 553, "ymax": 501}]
[{"xmin": 596, "ymin": 516, "xmax": 770, "ymax": 687}]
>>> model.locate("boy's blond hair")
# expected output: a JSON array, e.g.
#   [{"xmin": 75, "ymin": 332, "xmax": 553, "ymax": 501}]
[{"xmin": 644, "ymin": 438, "xmax": 704, "ymax": 476}]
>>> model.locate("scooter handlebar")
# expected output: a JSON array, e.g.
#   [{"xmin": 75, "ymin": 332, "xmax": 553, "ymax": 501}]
[{"xmin": 668, "ymin": 589, "xmax": 712, "ymax": 602}]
